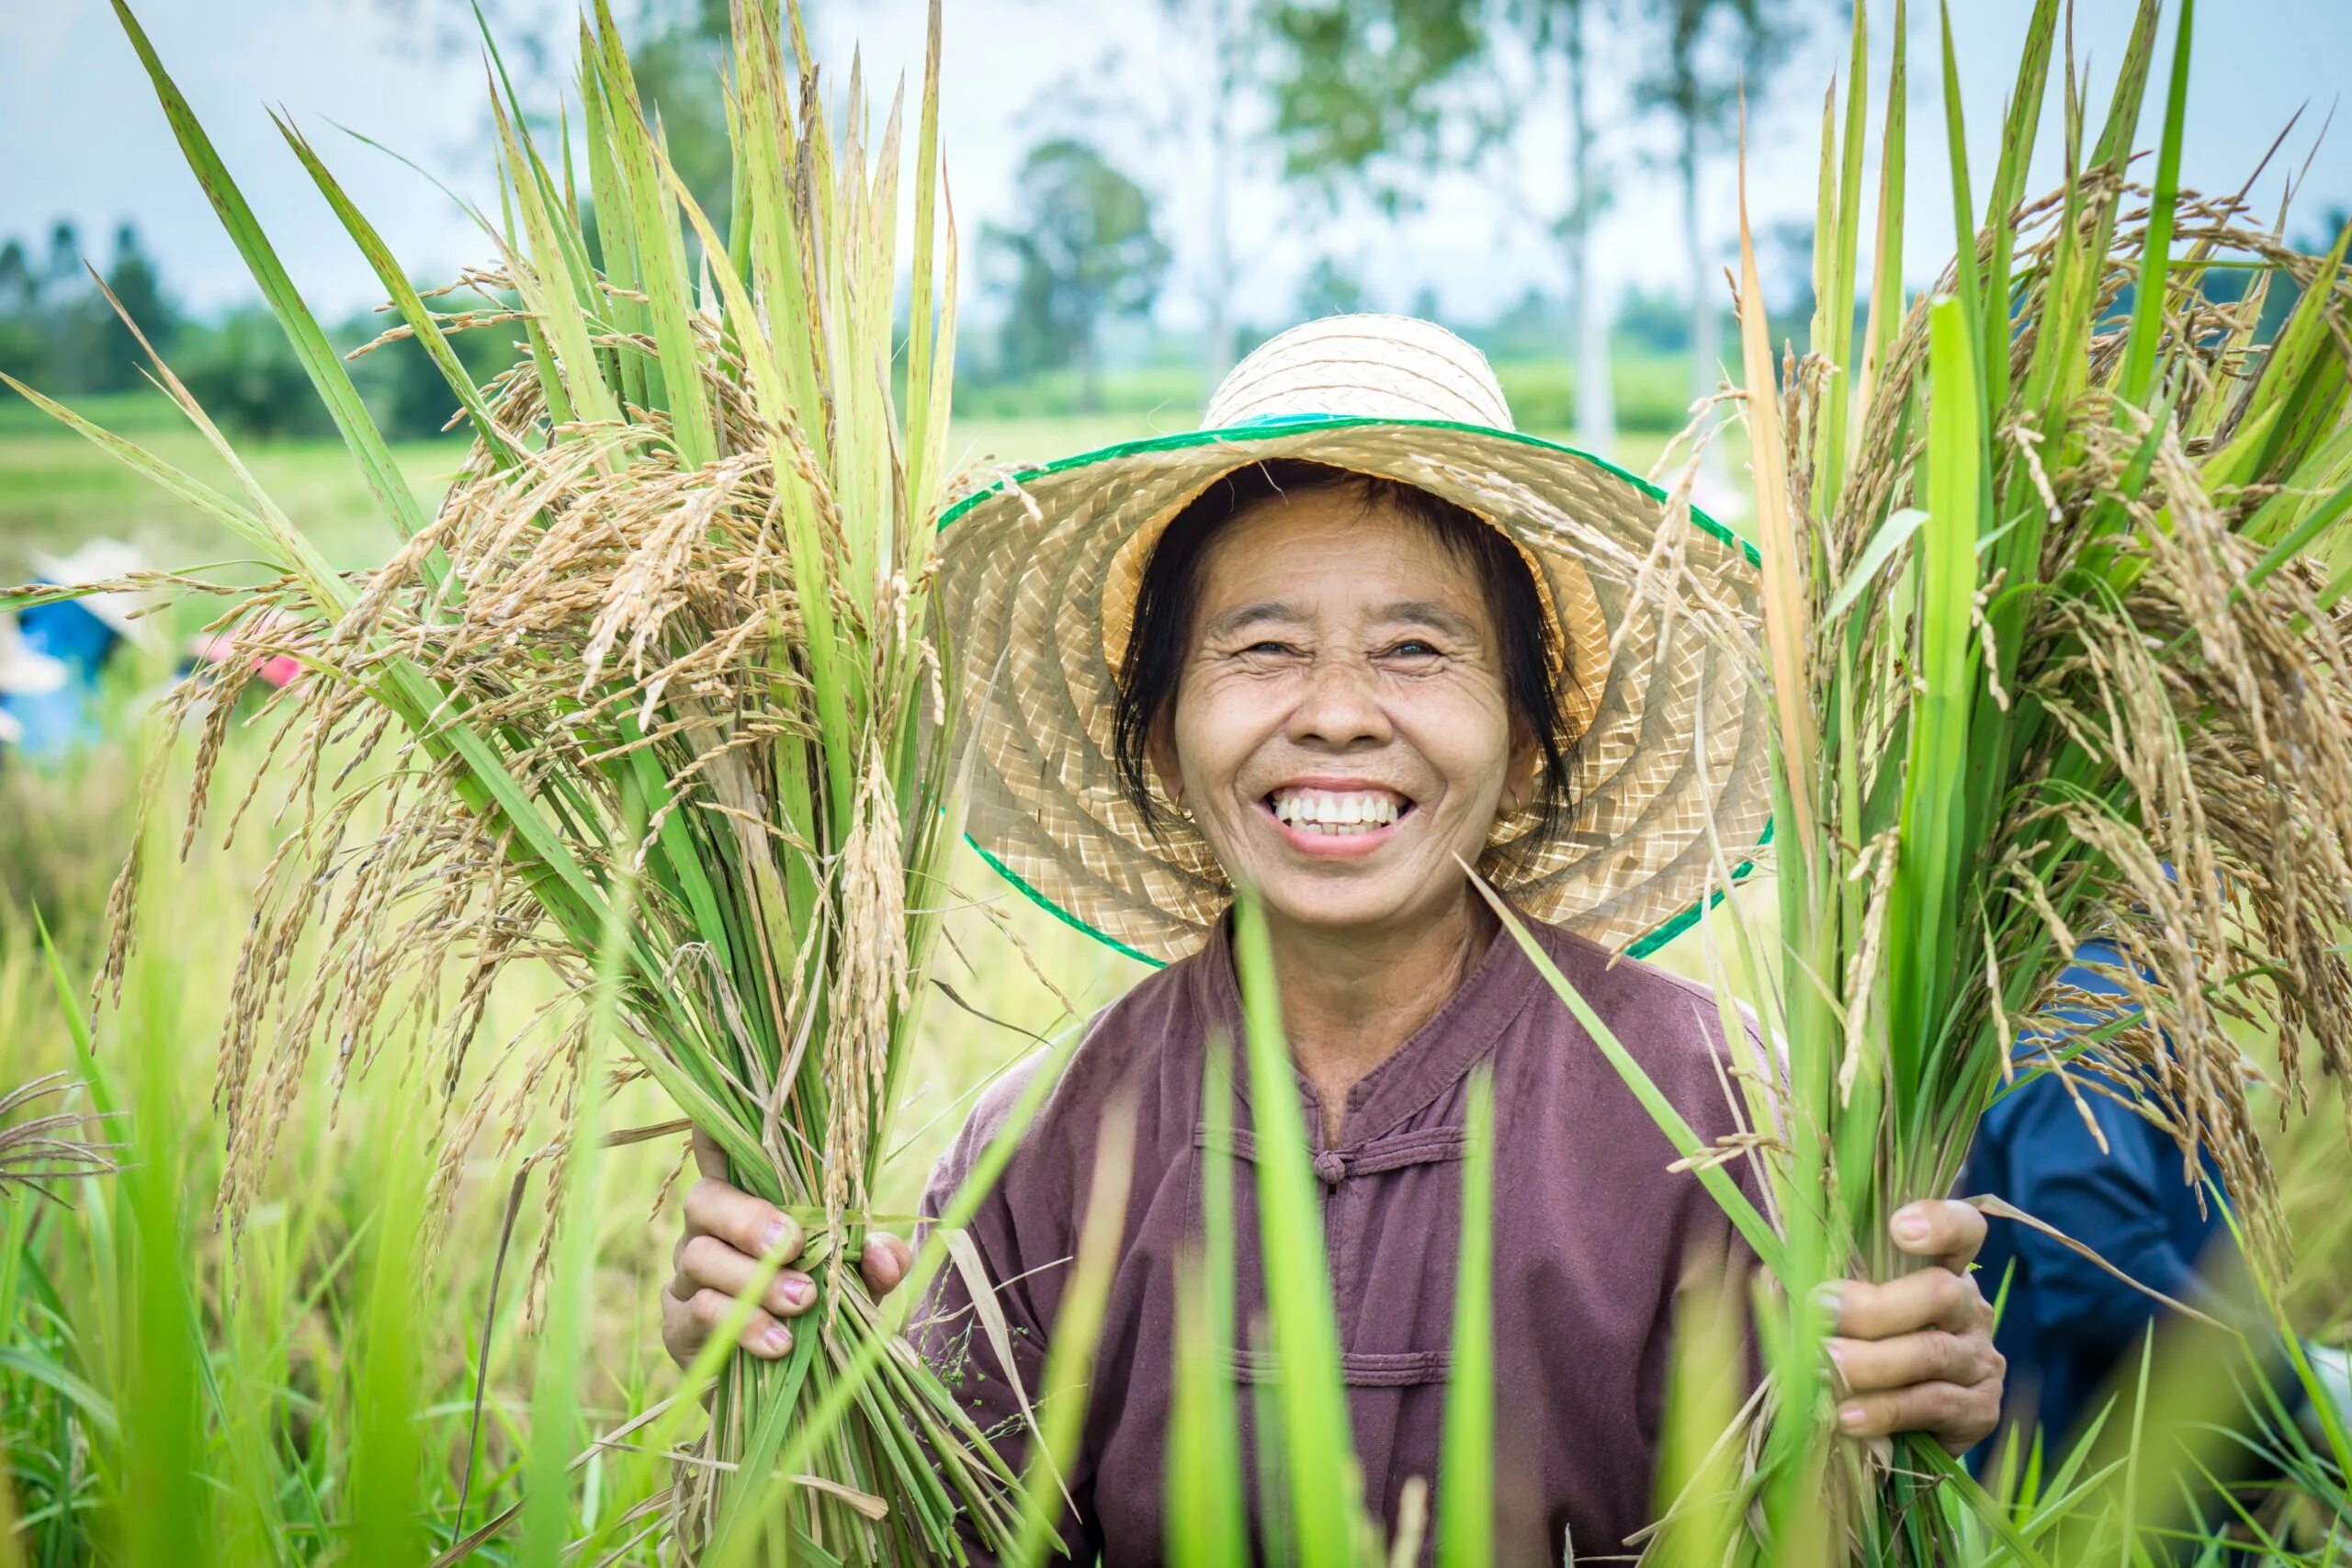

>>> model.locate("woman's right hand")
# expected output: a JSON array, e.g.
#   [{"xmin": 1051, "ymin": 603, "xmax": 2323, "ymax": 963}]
[{"xmin": 662, "ymin": 1130, "xmax": 916, "ymax": 1370}]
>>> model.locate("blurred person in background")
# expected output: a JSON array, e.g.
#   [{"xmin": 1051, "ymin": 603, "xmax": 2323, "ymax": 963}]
[
  {"xmin": 1962, "ymin": 939, "xmax": 2233, "ymax": 1461},
  {"xmin": 0, "ymin": 613, "xmax": 69, "ymax": 754},
  {"xmin": 2, "ymin": 540, "xmax": 152, "ymax": 761},
  {"xmin": 1963, "ymin": 937, "xmax": 2351, "ymax": 1558}
]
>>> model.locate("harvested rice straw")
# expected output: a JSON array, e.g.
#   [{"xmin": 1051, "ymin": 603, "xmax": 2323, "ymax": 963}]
[
  {"xmin": 4, "ymin": 0, "xmax": 1024, "ymax": 1558},
  {"xmin": 1494, "ymin": 0, "xmax": 2352, "ymax": 1561}
]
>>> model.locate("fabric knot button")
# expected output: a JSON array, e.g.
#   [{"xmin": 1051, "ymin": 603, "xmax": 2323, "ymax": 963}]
[{"xmin": 1312, "ymin": 1149, "xmax": 1348, "ymax": 1187}]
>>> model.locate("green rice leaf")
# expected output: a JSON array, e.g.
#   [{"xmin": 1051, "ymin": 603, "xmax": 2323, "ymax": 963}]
[
  {"xmin": 2114, "ymin": 0, "xmax": 2194, "ymax": 407},
  {"xmin": 1005, "ymin": 1100, "xmax": 1136, "ymax": 1568},
  {"xmin": 1231, "ymin": 890, "xmax": 1368, "ymax": 1568},
  {"xmin": 1815, "ymin": 3, "xmax": 1871, "ymax": 517},
  {"xmin": 1935, "ymin": 4, "xmax": 1983, "ymax": 376},
  {"xmin": 1469, "ymin": 880, "xmax": 1784, "ymax": 1279},
  {"xmin": 1167, "ymin": 1042, "xmax": 1248, "ymax": 1568},
  {"xmin": 275, "ymin": 117, "xmax": 526, "ymax": 469},
  {"xmin": 1434, "ymin": 1066, "xmax": 1496, "ymax": 1568},
  {"xmin": 1884, "ymin": 298, "xmax": 1983, "ymax": 1116},
  {"xmin": 1824, "ymin": 507, "xmax": 1930, "ymax": 620},
  {"xmin": 1977, "ymin": 0, "xmax": 2062, "ymax": 412},
  {"xmin": 588, "ymin": 0, "xmax": 719, "ymax": 469},
  {"xmin": 108, "ymin": 0, "xmax": 433, "ymax": 545},
  {"xmin": 486, "ymin": 83, "xmax": 626, "ymax": 436},
  {"xmin": 1855, "ymin": 0, "xmax": 1908, "ymax": 434}
]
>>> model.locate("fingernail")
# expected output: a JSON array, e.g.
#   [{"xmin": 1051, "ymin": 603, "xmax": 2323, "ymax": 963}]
[
  {"xmin": 783, "ymin": 1274, "xmax": 813, "ymax": 1307},
  {"xmin": 1838, "ymin": 1403, "xmax": 1866, "ymax": 1429},
  {"xmin": 1809, "ymin": 1282, "xmax": 1845, "ymax": 1315},
  {"xmin": 763, "ymin": 1325, "xmax": 792, "ymax": 1354},
  {"xmin": 1895, "ymin": 1210, "xmax": 1930, "ymax": 1243},
  {"xmin": 761, "ymin": 1219, "xmax": 792, "ymax": 1257}
]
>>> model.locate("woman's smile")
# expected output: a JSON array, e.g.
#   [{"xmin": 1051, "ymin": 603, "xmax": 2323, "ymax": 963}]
[{"xmin": 1261, "ymin": 780, "xmax": 1418, "ymax": 857}]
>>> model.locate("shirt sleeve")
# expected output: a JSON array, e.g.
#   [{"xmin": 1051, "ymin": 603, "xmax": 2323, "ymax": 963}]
[{"xmin": 1982, "ymin": 1069, "xmax": 2214, "ymax": 1353}]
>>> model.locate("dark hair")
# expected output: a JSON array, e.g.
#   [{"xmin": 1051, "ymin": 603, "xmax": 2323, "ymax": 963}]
[{"xmin": 1110, "ymin": 458, "xmax": 1577, "ymax": 856}]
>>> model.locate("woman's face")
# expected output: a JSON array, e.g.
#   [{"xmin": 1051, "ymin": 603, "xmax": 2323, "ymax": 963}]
[{"xmin": 1148, "ymin": 486, "xmax": 1536, "ymax": 944}]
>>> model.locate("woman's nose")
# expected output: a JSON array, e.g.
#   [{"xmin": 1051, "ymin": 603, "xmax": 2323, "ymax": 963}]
[{"xmin": 1285, "ymin": 655, "xmax": 1391, "ymax": 748}]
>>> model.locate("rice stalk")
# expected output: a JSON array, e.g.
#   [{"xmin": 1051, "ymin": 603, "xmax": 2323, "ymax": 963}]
[
  {"xmin": 1, "ymin": 0, "xmax": 1016, "ymax": 1557},
  {"xmin": 1506, "ymin": 0, "xmax": 2352, "ymax": 1560},
  {"xmin": 0, "ymin": 1073, "xmax": 118, "ymax": 1197}
]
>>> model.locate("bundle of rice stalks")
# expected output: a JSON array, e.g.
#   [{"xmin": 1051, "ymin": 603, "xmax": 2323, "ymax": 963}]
[
  {"xmin": 1503, "ymin": 0, "xmax": 2352, "ymax": 1559},
  {"xmin": 5, "ymin": 0, "xmax": 1015, "ymax": 1558}
]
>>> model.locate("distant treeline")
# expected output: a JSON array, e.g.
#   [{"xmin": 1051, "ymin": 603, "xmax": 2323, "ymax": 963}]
[
  {"xmin": 0, "ymin": 218, "xmax": 1735, "ymax": 440},
  {"xmin": 0, "ymin": 220, "xmax": 514, "ymax": 443},
  {"xmin": 9, "ymin": 214, "xmax": 2319, "ymax": 443}
]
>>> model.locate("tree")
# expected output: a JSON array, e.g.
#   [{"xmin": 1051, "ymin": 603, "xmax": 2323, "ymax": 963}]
[
  {"xmin": 0, "ymin": 240, "xmax": 40, "ymax": 384},
  {"xmin": 1631, "ymin": 0, "xmax": 1791, "ymax": 419},
  {"xmin": 1261, "ymin": 0, "xmax": 1622, "ymax": 447},
  {"xmin": 42, "ymin": 221, "xmax": 81, "ymax": 292},
  {"xmin": 1261, "ymin": 1, "xmax": 1486, "ymax": 215},
  {"xmin": 87, "ymin": 222, "xmax": 179, "ymax": 394},
  {"xmin": 1548, "ymin": 0, "xmax": 1614, "ymax": 448},
  {"xmin": 173, "ymin": 308, "xmax": 336, "ymax": 441},
  {"xmin": 0, "ymin": 241, "xmax": 33, "ymax": 310},
  {"xmin": 1159, "ymin": 0, "xmax": 1254, "ymax": 383},
  {"xmin": 1297, "ymin": 254, "xmax": 1370, "ymax": 318},
  {"xmin": 983, "ymin": 138, "xmax": 1171, "ymax": 413}
]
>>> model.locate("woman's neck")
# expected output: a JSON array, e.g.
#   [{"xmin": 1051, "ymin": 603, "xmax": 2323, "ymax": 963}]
[{"xmin": 1261, "ymin": 887, "xmax": 1496, "ymax": 1139}]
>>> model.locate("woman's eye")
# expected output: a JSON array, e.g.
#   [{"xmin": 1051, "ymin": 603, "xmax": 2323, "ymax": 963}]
[
  {"xmin": 1240, "ymin": 640, "xmax": 1300, "ymax": 657},
  {"xmin": 1383, "ymin": 640, "xmax": 1442, "ymax": 660}
]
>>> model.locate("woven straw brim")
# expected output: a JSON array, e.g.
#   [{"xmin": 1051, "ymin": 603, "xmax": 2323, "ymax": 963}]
[{"xmin": 934, "ymin": 413, "xmax": 1772, "ymax": 965}]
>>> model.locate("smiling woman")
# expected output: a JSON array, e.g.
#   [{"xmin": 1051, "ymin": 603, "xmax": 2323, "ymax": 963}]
[
  {"xmin": 1117, "ymin": 460, "xmax": 1569, "ymax": 952},
  {"xmin": 661, "ymin": 315, "xmax": 2011, "ymax": 1562},
  {"xmin": 1114, "ymin": 459, "xmax": 1573, "ymax": 847}
]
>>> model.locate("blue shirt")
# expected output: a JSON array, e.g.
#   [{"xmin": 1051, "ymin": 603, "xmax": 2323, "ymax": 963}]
[
  {"xmin": 0, "ymin": 600, "xmax": 123, "ymax": 759},
  {"xmin": 1958, "ymin": 941, "xmax": 2227, "ymax": 1456}
]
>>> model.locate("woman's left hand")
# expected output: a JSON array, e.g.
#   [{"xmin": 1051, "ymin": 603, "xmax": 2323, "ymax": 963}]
[{"xmin": 1824, "ymin": 1200, "xmax": 2006, "ymax": 1454}]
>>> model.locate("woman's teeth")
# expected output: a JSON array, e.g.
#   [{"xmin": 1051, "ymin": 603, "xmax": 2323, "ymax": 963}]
[{"xmin": 1270, "ymin": 789, "xmax": 1403, "ymax": 834}]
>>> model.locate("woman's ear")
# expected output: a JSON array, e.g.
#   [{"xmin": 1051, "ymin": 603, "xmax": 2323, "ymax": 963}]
[
  {"xmin": 1499, "ymin": 717, "xmax": 1542, "ymax": 815},
  {"xmin": 1147, "ymin": 712, "xmax": 1185, "ymax": 815}
]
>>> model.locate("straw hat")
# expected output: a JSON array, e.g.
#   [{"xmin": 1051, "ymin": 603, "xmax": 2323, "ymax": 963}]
[
  {"xmin": 32, "ymin": 539, "xmax": 154, "ymax": 645},
  {"xmin": 935, "ymin": 313, "xmax": 1770, "ymax": 965}
]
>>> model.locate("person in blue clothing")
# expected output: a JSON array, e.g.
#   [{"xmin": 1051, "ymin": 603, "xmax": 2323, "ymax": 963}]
[
  {"xmin": 1960, "ymin": 937, "xmax": 2235, "ymax": 1462},
  {"xmin": 0, "ymin": 615, "xmax": 69, "ymax": 750},
  {"xmin": 0, "ymin": 541, "xmax": 151, "ymax": 761}
]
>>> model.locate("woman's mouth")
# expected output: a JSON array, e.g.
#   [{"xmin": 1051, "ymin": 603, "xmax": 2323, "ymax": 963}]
[{"xmin": 1261, "ymin": 785, "xmax": 1414, "ymax": 856}]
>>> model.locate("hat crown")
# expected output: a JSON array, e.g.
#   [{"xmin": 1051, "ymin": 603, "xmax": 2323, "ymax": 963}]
[{"xmin": 1203, "ymin": 313, "xmax": 1516, "ymax": 433}]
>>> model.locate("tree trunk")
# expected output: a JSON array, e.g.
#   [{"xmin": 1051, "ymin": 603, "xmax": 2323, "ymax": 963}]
[
  {"xmin": 1678, "ymin": 91, "xmax": 1734, "ymax": 501},
  {"xmin": 1564, "ymin": 0, "xmax": 1615, "ymax": 454},
  {"xmin": 1680, "ymin": 104, "xmax": 1715, "ymax": 412},
  {"xmin": 1204, "ymin": 0, "xmax": 1237, "ymax": 388},
  {"xmin": 1080, "ymin": 321, "xmax": 1102, "ymax": 414}
]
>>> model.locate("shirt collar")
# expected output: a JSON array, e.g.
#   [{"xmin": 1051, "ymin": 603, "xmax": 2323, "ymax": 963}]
[{"xmin": 1187, "ymin": 905, "xmax": 1543, "ymax": 1144}]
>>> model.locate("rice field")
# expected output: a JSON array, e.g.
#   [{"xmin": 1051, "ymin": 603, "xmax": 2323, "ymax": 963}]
[
  {"xmin": 0, "ymin": 402, "xmax": 1742, "ymax": 1563},
  {"xmin": 5, "ymin": 0, "xmax": 2350, "ymax": 1561}
]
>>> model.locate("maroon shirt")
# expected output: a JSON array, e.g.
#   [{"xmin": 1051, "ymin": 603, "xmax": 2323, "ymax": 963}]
[{"xmin": 914, "ymin": 912, "xmax": 1760, "ymax": 1563}]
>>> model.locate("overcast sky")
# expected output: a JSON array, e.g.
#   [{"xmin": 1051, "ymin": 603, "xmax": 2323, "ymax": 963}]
[{"xmin": 3, "ymin": 0, "xmax": 2347, "ymax": 333}]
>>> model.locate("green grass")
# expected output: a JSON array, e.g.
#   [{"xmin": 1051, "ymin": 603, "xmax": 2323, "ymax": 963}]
[{"xmin": 0, "ymin": 715, "xmax": 1144, "ymax": 1561}]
